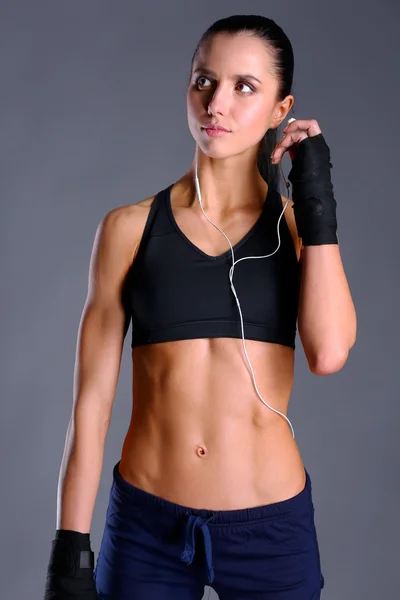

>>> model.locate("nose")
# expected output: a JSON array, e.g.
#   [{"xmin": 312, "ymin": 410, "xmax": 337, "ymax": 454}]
[{"xmin": 206, "ymin": 83, "xmax": 231, "ymax": 117}]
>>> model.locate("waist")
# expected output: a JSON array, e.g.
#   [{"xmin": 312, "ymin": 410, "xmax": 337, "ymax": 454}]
[
  {"xmin": 120, "ymin": 412, "xmax": 305, "ymax": 510},
  {"xmin": 114, "ymin": 458, "xmax": 311, "ymax": 521}
]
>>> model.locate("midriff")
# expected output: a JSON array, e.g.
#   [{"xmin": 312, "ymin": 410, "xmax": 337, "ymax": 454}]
[{"xmin": 119, "ymin": 336, "xmax": 306, "ymax": 510}]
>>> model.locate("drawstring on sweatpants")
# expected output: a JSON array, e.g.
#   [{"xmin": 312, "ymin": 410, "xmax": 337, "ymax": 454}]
[{"xmin": 180, "ymin": 513, "xmax": 215, "ymax": 584}]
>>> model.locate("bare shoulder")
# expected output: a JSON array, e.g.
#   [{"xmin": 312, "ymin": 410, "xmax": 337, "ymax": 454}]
[
  {"xmin": 280, "ymin": 193, "xmax": 303, "ymax": 262},
  {"xmin": 103, "ymin": 193, "xmax": 157, "ymax": 266}
]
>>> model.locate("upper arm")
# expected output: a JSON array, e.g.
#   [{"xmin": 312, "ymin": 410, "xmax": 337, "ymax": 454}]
[{"xmin": 72, "ymin": 207, "xmax": 137, "ymax": 427}]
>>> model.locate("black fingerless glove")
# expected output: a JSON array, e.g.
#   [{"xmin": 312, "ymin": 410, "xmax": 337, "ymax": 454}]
[
  {"xmin": 287, "ymin": 133, "xmax": 338, "ymax": 246},
  {"xmin": 44, "ymin": 529, "xmax": 98, "ymax": 600}
]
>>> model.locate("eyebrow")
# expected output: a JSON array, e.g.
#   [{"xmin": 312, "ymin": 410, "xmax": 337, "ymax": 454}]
[{"xmin": 193, "ymin": 67, "xmax": 262, "ymax": 85}]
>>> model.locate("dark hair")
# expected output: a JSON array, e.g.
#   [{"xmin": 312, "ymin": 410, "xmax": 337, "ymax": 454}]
[{"xmin": 189, "ymin": 15, "xmax": 295, "ymax": 192}]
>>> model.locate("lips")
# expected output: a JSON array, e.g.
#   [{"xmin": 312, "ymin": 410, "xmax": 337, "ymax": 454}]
[{"xmin": 202, "ymin": 124, "xmax": 231, "ymax": 132}]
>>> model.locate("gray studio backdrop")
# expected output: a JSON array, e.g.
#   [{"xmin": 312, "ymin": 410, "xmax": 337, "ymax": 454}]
[{"xmin": 1, "ymin": 1, "xmax": 399, "ymax": 599}]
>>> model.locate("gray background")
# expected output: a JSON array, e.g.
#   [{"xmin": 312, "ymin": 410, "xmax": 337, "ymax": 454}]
[{"xmin": 1, "ymin": 1, "xmax": 399, "ymax": 599}]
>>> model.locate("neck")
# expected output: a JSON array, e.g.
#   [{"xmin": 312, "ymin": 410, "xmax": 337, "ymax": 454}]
[{"xmin": 184, "ymin": 146, "xmax": 268, "ymax": 216}]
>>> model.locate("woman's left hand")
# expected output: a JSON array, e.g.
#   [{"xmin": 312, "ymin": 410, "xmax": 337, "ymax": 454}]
[{"xmin": 270, "ymin": 119, "xmax": 322, "ymax": 164}]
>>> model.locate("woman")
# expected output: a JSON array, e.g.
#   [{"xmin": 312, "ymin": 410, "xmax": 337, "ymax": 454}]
[{"xmin": 45, "ymin": 14, "xmax": 356, "ymax": 600}]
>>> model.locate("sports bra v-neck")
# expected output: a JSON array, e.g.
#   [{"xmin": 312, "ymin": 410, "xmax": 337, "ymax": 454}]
[{"xmin": 165, "ymin": 183, "xmax": 270, "ymax": 261}]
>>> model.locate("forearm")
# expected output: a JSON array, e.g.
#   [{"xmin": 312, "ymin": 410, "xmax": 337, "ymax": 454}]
[
  {"xmin": 56, "ymin": 403, "xmax": 108, "ymax": 532},
  {"xmin": 297, "ymin": 243, "xmax": 357, "ymax": 374}
]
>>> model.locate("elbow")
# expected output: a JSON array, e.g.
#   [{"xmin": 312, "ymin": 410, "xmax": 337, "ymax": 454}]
[
  {"xmin": 304, "ymin": 319, "xmax": 357, "ymax": 376},
  {"xmin": 310, "ymin": 347, "xmax": 350, "ymax": 375}
]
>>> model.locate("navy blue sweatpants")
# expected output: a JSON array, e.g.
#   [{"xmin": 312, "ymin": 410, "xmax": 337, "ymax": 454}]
[{"xmin": 94, "ymin": 460, "xmax": 325, "ymax": 599}]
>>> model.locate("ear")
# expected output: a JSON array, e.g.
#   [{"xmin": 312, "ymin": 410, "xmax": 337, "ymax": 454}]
[{"xmin": 272, "ymin": 94, "xmax": 295, "ymax": 129}]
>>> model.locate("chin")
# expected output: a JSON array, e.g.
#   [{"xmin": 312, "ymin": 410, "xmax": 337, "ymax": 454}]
[
  {"xmin": 196, "ymin": 138, "xmax": 250, "ymax": 161},
  {"xmin": 198, "ymin": 141, "xmax": 230, "ymax": 156},
  {"xmin": 191, "ymin": 131, "xmax": 236, "ymax": 159}
]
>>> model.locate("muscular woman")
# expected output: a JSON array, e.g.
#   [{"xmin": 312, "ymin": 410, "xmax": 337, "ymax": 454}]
[{"xmin": 44, "ymin": 14, "xmax": 356, "ymax": 600}]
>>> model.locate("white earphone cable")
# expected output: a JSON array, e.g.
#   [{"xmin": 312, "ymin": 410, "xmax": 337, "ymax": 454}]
[{"xmin": 194, "ymin": 143, "xmax": 295, "ymax": 439}]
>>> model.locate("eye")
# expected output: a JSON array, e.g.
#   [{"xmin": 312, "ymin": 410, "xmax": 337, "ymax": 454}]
[
  {"xmin": 236, "ymin": 81, "xmax": 254, "ymax": 94},
  {"xmin": 194, "ymin": 75, "xmax": 255, "ymax": 94},
  {"xmin": 194, "ymin": 75, "xmax": 211, "ymax": 89}
]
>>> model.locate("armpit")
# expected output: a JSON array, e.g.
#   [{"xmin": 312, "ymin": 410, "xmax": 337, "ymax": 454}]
[{"xmin": 281, "ymin": 194, "xmax": 303, "ymax": 262}]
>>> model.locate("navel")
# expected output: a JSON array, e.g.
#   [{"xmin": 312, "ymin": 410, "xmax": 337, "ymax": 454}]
[{"xmin": 195, "ymin": 444, "xmax": 208, "ymax": 457}]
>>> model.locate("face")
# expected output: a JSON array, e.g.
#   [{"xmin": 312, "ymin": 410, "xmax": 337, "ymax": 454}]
[{"xmin": 187, "ymin": 32, "xmax": 293, "ymax": 159}]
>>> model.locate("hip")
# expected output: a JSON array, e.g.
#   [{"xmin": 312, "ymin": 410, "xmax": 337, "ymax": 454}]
[{"xmin": 94, "ymin": 459, "xmax": 325, "ymax": 597}]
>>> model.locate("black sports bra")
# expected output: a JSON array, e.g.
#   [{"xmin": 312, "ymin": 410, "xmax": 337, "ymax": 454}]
[{"xmin": 121, "ymin": 183, "xmax": 300, "ymax": 349}]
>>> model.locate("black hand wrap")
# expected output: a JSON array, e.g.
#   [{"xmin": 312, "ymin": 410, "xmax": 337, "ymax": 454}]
[
  {"xmin": 44, "ymin": 530, "xmax": 98, "ymax": 600},
  {"xmin": 287, "ymin": 133, "xmax": 338, "ymax": 246}
]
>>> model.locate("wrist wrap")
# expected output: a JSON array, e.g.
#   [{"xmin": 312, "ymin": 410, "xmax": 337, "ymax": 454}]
[
  {"xmin": 287, "ymin": 133, "xmax": 338, "ymax": 246},
  {"xmin": 44, "ymin": 529, "xmax": 98, "ymax": 600}
]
